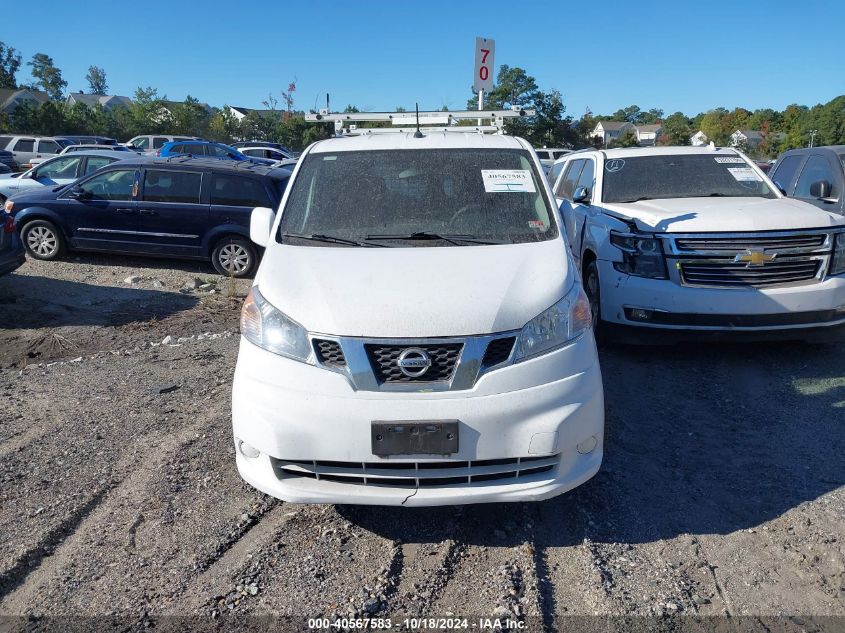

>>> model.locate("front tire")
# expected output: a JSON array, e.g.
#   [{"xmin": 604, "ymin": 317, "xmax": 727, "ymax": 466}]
[
  {"xmin": 22, "ymin": 219, "xmax": 65, "ymax": 260},
  {"xmin": 584, "ymin": 261, "xmax": 603, "ymax": 340},
  {"xmin": 211, "ymin": 236, "xmax": 257, "ymax": 277}
]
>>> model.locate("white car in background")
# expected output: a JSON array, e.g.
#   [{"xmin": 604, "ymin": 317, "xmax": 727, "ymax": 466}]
[
  {"xmin": 535, "ymin": 147, "xmax": 573, "ymax": 175},
  {"xmin": 28, "ymin": 144, "xmax": 136, "ymax": 167},
  {"xmin": 551, "ymin": 146, "xmax": 845, "ymax": 341},
  {"xmin": 232, "ymin": 131, "xmax": 604, "ymax": 506},
  {"xmin": 239, "ymin": 146, "xmax": 294, "ymax": 162},
  {"xmin": 0, "ymin": 150, "xmax": 132, "ymax": 203}
]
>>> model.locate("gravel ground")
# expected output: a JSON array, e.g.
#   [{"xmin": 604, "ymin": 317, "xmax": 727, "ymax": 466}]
[{"xmin": 0, "ymin": 254, "xmax": 843, "ymax": 632}]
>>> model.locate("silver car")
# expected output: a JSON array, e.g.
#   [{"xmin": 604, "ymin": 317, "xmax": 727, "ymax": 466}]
[
  {"xmin": 0, "ymin": 135, "xmax": 76, "ymax": 170},
  {"xmin": 0, "ymin": 150, "xmax": 131, "ymax": 203},
  {"xmin": 124, "ymin": 134, "xmax": 199, "ymax": 155}
]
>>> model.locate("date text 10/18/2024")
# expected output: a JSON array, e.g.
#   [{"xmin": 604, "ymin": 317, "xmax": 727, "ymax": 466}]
[{"xmin": 308, "ymin": 617, "xmax": 526, "ymax": 630}]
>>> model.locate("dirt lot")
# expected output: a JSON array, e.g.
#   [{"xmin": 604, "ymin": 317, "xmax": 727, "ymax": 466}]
[{"xmin": 0, "ymin": 255, "xmax": 843, "ymax": 632}]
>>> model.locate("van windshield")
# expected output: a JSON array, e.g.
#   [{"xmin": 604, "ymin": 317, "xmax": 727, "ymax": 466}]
[
  {"xmin": 602, "ymin": 154, "xmax": 777, "ymax": 203},
  {"xmin": 278, "ymin": 148, "xmax": 557, "ymax": 247}
]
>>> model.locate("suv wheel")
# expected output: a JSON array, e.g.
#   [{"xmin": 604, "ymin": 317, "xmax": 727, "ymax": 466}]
[
  {"xmin": 584, "ymin": 261, "xmax": 602, "ymax": 335},
  {"xmin": 212, "ymin": 237, "xmax": 257, "ymax": 277},
  {"xmin": 22, "ymin": 220, "xmax": 65, "ymax": 260}
]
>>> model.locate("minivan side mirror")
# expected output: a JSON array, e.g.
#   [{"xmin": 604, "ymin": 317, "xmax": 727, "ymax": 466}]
[
  {"xmin": 67, "ymin": 185, "xmax": 87, "ymax": 200},
  {"xmin": 250, "ymin": 206, "xmax": 276, "ymax": 247},
  {"xmin": 809, "ymin": 180, "xmax": 832, "ymax": 199},
  {"xmin": 572, "ymin": 187, "xmax": 591, "ymax": 204}
]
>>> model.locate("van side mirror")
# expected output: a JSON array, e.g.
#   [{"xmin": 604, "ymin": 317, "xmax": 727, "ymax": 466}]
[
  {"xmin": 809, "ymin": 180, "xmax": 831, "ymax": 199},
  {"xmin": 572, "ymin": 187, "xmax": 591, "ymax": 204},
  {"xmin": 250, "ymin": 206, "xmax": 276, "ymax": 247}
]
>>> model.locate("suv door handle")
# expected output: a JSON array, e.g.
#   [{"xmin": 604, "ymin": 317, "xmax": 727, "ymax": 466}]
[
  {"xmin": 139, "ymin": 209, "xmax": 158, "ymax": 216},
  {"xmin": 116, "ymin": 207, "xmax": 137, "ymax": 215}
]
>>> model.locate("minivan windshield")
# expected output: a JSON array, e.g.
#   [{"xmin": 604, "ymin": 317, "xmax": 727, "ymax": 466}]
[
  {"xmin": 602, "ymin": 154, "xmax": 777, "ymax": 203},
  {"xmin": 278, "ymin": 148, "xmax": 558, "ymax": 247}
]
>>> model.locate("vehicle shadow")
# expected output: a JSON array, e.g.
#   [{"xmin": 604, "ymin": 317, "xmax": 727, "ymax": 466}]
[
  {"xmin": 339, "ymin": 339, "xmax": 845, "ymax": 549},
  {"xmin": 61, "ymin": 251, "xmax": 218, "ymax": 277},
  {"xmin": 0, "ymin": 274, "xmax": 198, "ymax": 329}
]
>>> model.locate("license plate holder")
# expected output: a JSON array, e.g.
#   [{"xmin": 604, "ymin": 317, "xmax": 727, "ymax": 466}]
[{"xmin": 371, "ymin": 420, "xmax": 459, "ymax": 456}]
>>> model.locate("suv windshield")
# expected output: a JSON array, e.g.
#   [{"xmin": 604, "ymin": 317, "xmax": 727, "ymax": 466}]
[
  {"xmin": 602, "ymin": 154, "xmax": 777, "ymax": 203},
  {"xmin": 278, "ymin": 148, "xmax": 557, "ymax": 247}
]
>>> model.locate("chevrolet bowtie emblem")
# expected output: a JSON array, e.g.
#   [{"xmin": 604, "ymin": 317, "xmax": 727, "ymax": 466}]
[{"xmin": 734, "ymin": 249, "xmax": 776, "ymax": 267}]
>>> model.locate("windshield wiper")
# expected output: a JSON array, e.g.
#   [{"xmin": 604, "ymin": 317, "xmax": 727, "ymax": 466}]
[
  {"xmin": 365, "ymin": 232, "xmax": 503, "ymax": 245},
  {"xmin": 281, "ymin": 233, "xmax": 385, "ymax": 247},
  {"xmin": 616, "ymin": 196, "xmax": 654, "ymax": 203}
]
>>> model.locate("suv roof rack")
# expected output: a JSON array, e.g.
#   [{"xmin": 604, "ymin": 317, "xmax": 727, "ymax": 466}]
[{"xmin": 305, "ymin": 107, "xmax": 535, "ymax": 136}]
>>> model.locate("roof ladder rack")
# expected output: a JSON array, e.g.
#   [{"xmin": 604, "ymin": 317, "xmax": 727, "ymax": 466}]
[{"xmin": 305, "ymin": 107, "xmax": 535, "ymax": 136}]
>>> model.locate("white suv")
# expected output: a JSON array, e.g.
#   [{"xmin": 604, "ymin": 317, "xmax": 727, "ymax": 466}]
[
  {"xmin": 551, "ymin": 146, "xmax": 845, "ymax": 341},
  {"xmin": 233, "ymin": 132, "xmax": 605, "ymax": 506}
]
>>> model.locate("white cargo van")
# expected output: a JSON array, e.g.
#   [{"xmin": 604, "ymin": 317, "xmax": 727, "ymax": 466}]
[
  {"xmin": 551, "ymin": 146, "xmax": 845, "ymax": 341},
  {"xmin": 232, "ymin": 129, "xmax": 605, "ymax": 506}
]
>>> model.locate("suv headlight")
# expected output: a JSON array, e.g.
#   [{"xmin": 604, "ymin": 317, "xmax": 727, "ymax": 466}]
[
  {"xmin": 831, "ymin": 231, "xmax": 845, "ymax": 276},
  {"xmin": 610, "ymin": 231, "xmax": 668, "ymax": 279},
  {"xmin": 240, "ymin": 286, "xmax": 312, "ymax": 362},
  {"xmin": 514, "ymin": 282, "xmax": 592, "ymax": 361}
]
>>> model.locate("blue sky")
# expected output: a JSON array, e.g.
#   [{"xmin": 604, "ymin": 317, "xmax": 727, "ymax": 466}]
[{"xmin": 4, "ymin": 0, "xmax": 843, "ymax": 118}]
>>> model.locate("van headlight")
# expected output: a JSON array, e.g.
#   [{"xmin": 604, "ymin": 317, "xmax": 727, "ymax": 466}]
[
  {"xmin": 514, "ymin": 283, "xmax": 592, "ymax": 361},
  {"xmin": 831, "ymin": 231, "xmax": 845, "ymax": 276},
  {"xmin": 610, "ymin": 231, "xmax": 668, "ymax": 279},
  {"xmin": 240, "ymin": 286, "xmax": 312, "ymax": 362}
]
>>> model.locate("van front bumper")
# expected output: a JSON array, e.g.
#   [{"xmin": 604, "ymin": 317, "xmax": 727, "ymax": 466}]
[
  {"xmin": 231, "ymin": 334, "xmax": 604, "ymax": 506},
  {"xmin": 599, "ymin": 260, "xmax": 845, "ymax": 339}
]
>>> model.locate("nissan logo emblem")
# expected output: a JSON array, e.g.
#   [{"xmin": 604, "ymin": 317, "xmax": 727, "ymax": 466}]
[{"xmin": 396, "ymin": 348, "xmax": 432, "ymax": 378}]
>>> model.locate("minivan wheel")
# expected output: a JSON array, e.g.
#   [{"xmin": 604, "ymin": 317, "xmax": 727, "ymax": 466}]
[
  {"xmin": 22, "ymin": 220, "xmax": 65, "ymax": 260},
  {"xmin": 212, "ymin": 237, "xmax": 256, "ymax": 277},
  {"xmin": 584, "ymin": 261, "xmax": 603, "ymax": 336}
]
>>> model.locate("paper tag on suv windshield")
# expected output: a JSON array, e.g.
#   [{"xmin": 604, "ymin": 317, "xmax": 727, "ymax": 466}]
[
  {"xmin": 481, "ymin": 170, "xmax": 536, "ymax": 193},
  {"xmin": 714, "ymin": 157, "xmax": 746, "ymax": 164},
  {"xmin": 727, "ymin": 167, "xmax": 762, "ymax": 182}
]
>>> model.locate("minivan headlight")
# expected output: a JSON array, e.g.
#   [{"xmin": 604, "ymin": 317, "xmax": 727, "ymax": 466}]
[
  {"xmin": 514, "ymin": 283, "xmax": 592, "ymax": 361},
  {"xmin": 240, "ymin": 286, "xmax": 312, "ymax": 362},
  {"xmin": 610, "ymin": 231, "xmax": 668, "ymax": 279},
  {"xmin": 831, "ymin": 231, "xmax": 845, "ymax": 276}
]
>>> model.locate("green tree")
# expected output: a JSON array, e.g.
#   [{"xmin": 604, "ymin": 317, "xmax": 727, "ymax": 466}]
[
  {"xmin": 528, "ymin": 89, "xmax": 576, "ymax": 147},
  {"xmin": 608, "ymin": 128, "xmax": 639, "ymax": 148},
  {"xmin": 28, "ymin": 53, "xmax": 67, "ymax": 100},
  {"xmin": 698, "ymin": 108, "xmax": 731, "ymax": 145},
  {"xmin": 168, "ymin": 95, "xmax": 211, "ymax": 136},
  {"xmin": 85, "ymin": 65, "xmax": 108, "ymax": 95},
  {"xmin": 128, "ymin": 86, "xmax": 165, "ymax": 135},
  {"xmin": 658, "ymin": 112, "xmax": 691, "ymax": 146},
  {"xmin": 0, "ymin": 41, "xmax": 22, "ymax": 89}
]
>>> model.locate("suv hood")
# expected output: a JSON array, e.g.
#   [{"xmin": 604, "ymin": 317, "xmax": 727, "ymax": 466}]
[
  {"xmin": 256, "ymin": 240, "xmax": 572, "ymax": 338},
  {"xmin": 601, "ymin": 197, "xmax": 845, "ymax": 233}
]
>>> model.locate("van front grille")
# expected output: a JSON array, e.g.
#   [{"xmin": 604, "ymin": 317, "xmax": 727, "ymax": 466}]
[
  {"xmin": 314, "ymin": 339, "xmax": 346, "ymax": 367},
  {"xmin": 481, "ymin": 337, "xmax": 516, "ymax": 367},
  {"xmin": 273, "ymin": 454, "xmax": 559, "ymax": 488},
  {"xmin": 365, "ymin": 343, "xmax": 463, "ymax": 383}
]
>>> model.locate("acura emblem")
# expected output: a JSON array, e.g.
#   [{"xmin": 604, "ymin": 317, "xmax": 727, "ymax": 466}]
[{"xmin": 397, "ymin": 348, "xmax": 432, "ymax": 378}]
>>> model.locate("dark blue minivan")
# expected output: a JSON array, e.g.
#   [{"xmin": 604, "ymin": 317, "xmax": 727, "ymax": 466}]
[{"xmin": 7, "ymin": 158, "xmax": 291, "ymax": 277}]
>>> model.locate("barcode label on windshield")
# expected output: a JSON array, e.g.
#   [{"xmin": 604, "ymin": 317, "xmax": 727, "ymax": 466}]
[
  {"xmin": 714, "ymin": 157, "xmax": 746, "ymax": 163},
  {"xmin": 481, "ymin": 170, "xmax": 536, "ymax": 193},
  {"xmin": 727, "ymin": 167, "xmax": 762, "ymax": 182}
]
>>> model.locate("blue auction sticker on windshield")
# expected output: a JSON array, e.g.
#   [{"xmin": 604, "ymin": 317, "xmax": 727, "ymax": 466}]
[{"xmin": 481, "ymin": 170, "xmax": 536, "ymax": 192}]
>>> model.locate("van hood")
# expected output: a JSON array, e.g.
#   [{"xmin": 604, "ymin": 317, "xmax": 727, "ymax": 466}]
[
  {"xmin": 255, "ymin": 240, "xmax": 572, "ymax": 338},
  {"xmin": 601, "ymin": 197, "xmax": 845, "ymax": 233}
]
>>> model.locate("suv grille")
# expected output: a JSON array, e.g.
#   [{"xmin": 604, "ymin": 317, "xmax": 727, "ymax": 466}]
[
  {"xmin": 675, "ymin": 234, "xmax": 826, "ymax": 251},
  {"xmin": 365, "ymin": 343, "xmax": 463, "ymax": 383},
  {"xmin": 314, "ymin": 339, "xmax": 346, "ymax": 367},
  {"xmin": 680, "ymin": 259, "xmax": 821, "ymax": 286},
  {"xmin": 482, "ymin": 337, "xmax": 516, "ymax": 367},
  {"xmin": 273, "ymin": 455, "xmax": 558, "ymax": 488}
]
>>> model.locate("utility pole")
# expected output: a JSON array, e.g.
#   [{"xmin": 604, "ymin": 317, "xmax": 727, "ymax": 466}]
[{"xmin": 808, "ymin": 129, "xmax": 817, "ymax": 148}]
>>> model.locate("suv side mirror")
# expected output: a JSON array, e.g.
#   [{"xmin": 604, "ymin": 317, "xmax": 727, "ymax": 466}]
[
  {"xmin": 250, "ymin": 206, "xmax": 276, "ymax": 247},
  {"xmin": 809, "ymin": 180, "xmax": 831, "ymax": 199},
  {"xmin": 572, "ymin": 186, "xmax": 591, "ymax": 204}
]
